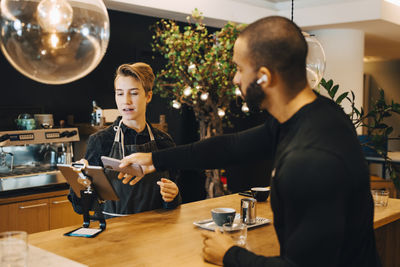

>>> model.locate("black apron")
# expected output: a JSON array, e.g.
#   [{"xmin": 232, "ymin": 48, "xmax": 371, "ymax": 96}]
[{"xmin": 102, "ymin": 120, "xmax": 169, "ymax": 217}]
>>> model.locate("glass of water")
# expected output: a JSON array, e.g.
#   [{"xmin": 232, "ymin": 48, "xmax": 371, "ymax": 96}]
[
  {"xmin": 222, "ymin": 222, "xmax": 247, "ymax": 247},
  {"xmin": 371, "ymin": 189, "xmax": 389, "ymax": 207},
  {"xmin": 0, "ymin": 231, "xmax": 28, "ymax": 267}
]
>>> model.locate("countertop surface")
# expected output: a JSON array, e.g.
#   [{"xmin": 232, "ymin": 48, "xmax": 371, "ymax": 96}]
[
  {"xmin": 29, "ymin": 194, "xmax": 278, "ymax": 267},
  {"xmin": 27, "ymin": 194, "xmax": 400, "ymax": 267}
]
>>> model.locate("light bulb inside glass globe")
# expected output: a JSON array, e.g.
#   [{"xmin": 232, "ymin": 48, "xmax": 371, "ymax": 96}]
[
  {"xmin": 303, "ymin": 32, "xmax": 326, "ymax": 89},
  {"xmin": 0, "ymin": 0, "xmax": 110, "ymax": 84},
  {"xmin": 217, "ymin": 108, "xmax": 225, "ymax": 117},
  {"xmin": 37, "ymin": 0, "xmax": 73, "ymax": 33},
  {"xmin": 241, "ymin": 103, "xmax": 249, "ymax": 113}
]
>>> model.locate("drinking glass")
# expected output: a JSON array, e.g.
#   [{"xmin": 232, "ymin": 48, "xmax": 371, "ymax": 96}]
[
  {"xmin": 371, "ymin": 189, "xmax": 389, "ymax": 207},
  {"xmin": 222, "ymin": 222, "xmax": 247, "ymax": 247}
]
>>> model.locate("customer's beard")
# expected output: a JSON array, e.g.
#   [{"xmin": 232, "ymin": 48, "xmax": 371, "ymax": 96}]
[{"xmin": 244, "ymin": 79, "xmax": 266, "ymax": 112}]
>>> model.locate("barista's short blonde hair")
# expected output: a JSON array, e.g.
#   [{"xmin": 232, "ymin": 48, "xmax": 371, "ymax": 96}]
[{"xmin": 115, "ymin": 62, "xmax": 155, "ymax": 94}]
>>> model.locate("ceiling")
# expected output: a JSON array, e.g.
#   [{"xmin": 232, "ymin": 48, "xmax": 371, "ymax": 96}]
[
  {"xmin": 105, "ymin": 0, "xmax": 400, "ymax": 61},
  {"xmin": 240, "ymin": 0, "xmax": 400, "ymax": 60},
  {"xmin": 305, "ymin": 20, "xmax": 400, "ymax": 61},
  {"xmin": 246, "ymin": 0, "xmax": 400, "ymax": 60},
  {"xmin": 237, "ymin": 0, "xmax": 350, "ymax": 10}
]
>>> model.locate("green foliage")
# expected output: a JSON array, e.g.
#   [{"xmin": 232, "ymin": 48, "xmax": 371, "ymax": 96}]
[
  {"xmin": 320, "ymin": 78, "xmax": 400, "ymax": 190},
  {"xmin": 151, "ymin": 9, "xmax": 245, "ymax": 136}
]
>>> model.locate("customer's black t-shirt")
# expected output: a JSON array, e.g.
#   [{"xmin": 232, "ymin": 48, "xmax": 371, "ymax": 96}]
[{"xmin": 153, "ymin": 95, "xmax": 380, "ymax": 267}]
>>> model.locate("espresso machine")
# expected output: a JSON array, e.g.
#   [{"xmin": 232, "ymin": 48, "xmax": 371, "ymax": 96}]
[{"xmin": 0, "ymin": 128, "xmax": 80, "ymax": 194}]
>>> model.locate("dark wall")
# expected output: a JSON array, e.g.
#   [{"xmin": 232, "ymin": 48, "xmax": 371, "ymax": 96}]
[
  {"xmin": 0, "ymin": 10, "xmax": 195, "ymax": 145},
  {"xmin": 0, "ymin": 10, "xmax": 271, "ymax": 200},
  {"xmin": 0, "ymin": 10, "xmax": 206, "ymax": 202}
]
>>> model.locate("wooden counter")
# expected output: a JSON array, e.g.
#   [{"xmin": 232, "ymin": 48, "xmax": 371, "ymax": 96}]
[{"xmin": 28, "ymin": 194, "xmax": 400, "ymax": 267}]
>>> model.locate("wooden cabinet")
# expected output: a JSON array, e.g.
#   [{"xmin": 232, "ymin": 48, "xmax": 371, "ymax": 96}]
[
  {"xmin": 49, "ymin": 195, "xmax": 81, "ymax": 230},
  {"xmin": 9, "ymin": 199, "xmax": 50, "ymax": 234},
  {"xmin": 0, "ymin": 204, "xmax": 9, "ymax": 231},
  {"xmin": 0, "ymin": 190, "xmax": 81, "ymax": 234}
]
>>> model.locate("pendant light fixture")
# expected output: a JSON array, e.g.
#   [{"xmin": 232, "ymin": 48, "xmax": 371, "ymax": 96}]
[
  {"xmin": 290, "ymin": 0, "xmax": 327, "ymax": 88},
  {"xmin": 0, "ymin": 0, "xmax": 110, "ymax": 85}
]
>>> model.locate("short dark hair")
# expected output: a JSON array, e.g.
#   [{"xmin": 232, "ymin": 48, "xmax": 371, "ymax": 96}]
[
  {"xmin": 115, "ymin": 62, "xmax": 155, "ymax": 94},
  {"xmin": 239, "ymin": 16, "xmax": 308, "ymax": 89}
]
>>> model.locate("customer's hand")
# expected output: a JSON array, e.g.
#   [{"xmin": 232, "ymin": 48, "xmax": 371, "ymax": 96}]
[
  {"xmin": 202, "ymin": 228, "xmax": 235, "ymax": 265},
  {"xmin": 118, "ymin": 152, "xmax": 155, "ymax": 186},
  {"xmin": 157, "ymin": 178, "xmax": 179, "ymax": 202}
]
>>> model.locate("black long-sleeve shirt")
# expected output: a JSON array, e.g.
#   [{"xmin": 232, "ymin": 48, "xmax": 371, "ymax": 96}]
[{"xmin": 153, "ymin": 95, "xmax": 380, "ymax": 267}]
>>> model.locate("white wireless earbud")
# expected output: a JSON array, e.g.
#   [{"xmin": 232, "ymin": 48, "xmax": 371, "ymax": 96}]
[{"xmin": 256, "ymin": 75, "xmax": 268, "ymax": 85}]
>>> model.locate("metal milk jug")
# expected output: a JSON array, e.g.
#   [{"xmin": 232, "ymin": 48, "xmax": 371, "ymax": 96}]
[{"xmin": 240, "ymin": 198, "xmax": 257, "ymax": 225}]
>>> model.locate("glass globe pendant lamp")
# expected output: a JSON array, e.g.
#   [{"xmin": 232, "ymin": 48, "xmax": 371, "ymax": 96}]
[
  {"xmin": 0, "ymin": 0, "xmax": 110, "ymax": 84},
  {"xmin": 289, "ymin": 0, "xmax": 326, "ymax": 89},
  {"xmin": 304, "ymin": 32, "xmax": 326, "ymax": 89}
]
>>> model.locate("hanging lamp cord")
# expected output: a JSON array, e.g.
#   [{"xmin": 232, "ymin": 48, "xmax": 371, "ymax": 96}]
[{"xmin": 291, "ymin": 0, "xmax": 294, "ymax": 21}]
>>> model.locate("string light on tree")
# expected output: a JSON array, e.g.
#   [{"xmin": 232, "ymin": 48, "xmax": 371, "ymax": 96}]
[
  {"xmin": 241, "ymin": 103, "xmax": 249, "ymax": 113},
  {"xmin": 217, "ymin": 108, "xmax": 226, "ymax": 117},
  {"xmin": 183, "ymin": 86, "xmax": 192, "ymax": 96},
  {"xmin": 188, "ymin": 63, "xmax": 196, "ymax": 72},
  {"xmin": 235, "ymin": 87, "xmax": 242, "ymax": 96},
  {"xmin": 172, "ymin": 100, "xmax": 182, "ymax": 109},
  {"xmin": 200, "ymin": 92, "xmax": 209, "ymax": 101}
]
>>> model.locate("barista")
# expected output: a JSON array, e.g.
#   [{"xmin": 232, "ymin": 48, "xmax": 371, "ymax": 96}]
[{"xmin": 68, "ymin": 62, "xmax": 181, "ymax": 217}]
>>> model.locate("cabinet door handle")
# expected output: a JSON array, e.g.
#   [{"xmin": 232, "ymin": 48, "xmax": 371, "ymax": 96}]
[
  {"xmin": 19, "ymin": 203, "xmax": 48, "ymax": 209},
  {"xmin": 52, "ymin": 200, "xmax": 69, "ymax": 205}
]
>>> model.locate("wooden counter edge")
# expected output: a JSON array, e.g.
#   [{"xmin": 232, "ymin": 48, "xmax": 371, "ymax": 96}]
[
  {"xmin": 373, "ymin": 198, "xmax": 400, "ymax": 229},
  {"xmin": 0, "ymin": 189, "xmax": 70, "ymax": 205}
]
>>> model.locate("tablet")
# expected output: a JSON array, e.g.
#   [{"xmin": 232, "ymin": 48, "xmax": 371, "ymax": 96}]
[
  {"xmin": 58, "ymin": 164, "xmax": 119, "ymax": 201},
  {"xmin": 101, "ymin": 156, "xmax": 144, "ymax": 177}
]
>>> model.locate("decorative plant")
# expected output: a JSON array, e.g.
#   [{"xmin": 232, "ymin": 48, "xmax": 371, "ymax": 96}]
[
  {"xmin": 320, "ymin": 78, "xmax": 400, "ymax": 190},
  {"xmin": 151, "ymin": 9, "xmax": 245, "ymax": 138},
  {"xmin": 151, "ymin": 9, "xmax": 245, "ymax": 197}
]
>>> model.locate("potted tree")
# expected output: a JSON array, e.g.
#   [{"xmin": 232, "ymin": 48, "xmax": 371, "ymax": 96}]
[{"xmin": 151, "ymin": 9, "xmax": 246, "ymax": 197}]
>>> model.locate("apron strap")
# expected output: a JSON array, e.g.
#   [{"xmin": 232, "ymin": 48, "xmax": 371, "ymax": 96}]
[
  {"xmin": 146, "ymin": 123, "xmax": 155, "ymax": 141},
  {"xmin": 114, "ymin": 119, "xmax": 123, "ymax": 142},
  {"xmin": 114, "ymin": 120, "xmax": 125, "ymax": 158}
]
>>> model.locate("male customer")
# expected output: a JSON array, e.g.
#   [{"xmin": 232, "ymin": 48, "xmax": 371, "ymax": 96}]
[{"xmin": 119, "ymin": 16, "xmax": 380, "ymax": 266}]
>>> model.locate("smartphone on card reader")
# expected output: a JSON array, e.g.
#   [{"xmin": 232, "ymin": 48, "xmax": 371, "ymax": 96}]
[{"xmin": 101, "ymin": 156, "xmax": 144, "ymax": 177}]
